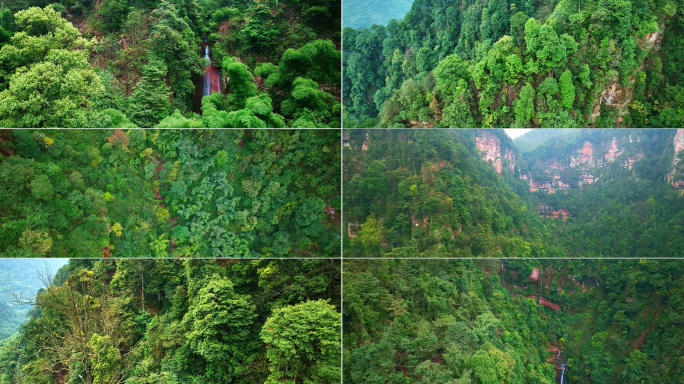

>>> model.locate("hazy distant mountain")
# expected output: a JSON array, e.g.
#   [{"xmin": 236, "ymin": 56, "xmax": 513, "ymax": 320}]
[{"xmin": 343, "ymin": 0, "xmax": 413, "ymax": 29}]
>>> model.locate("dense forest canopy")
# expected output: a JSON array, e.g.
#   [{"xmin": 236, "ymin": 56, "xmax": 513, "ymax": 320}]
[
  {"xmin": 343, "ymin": 129, "xmax": 684, "ymax": 257},
  {"xmin": 344, "ymin": 259, "xmax": 684, "ymax": 383},
  {"xmin": 0, "ymin": 129, "xmax": 341, "ymax": 257},
  {"xmin": 0, "ymin": 258, "xmax": 341, "ymax": 383},
  {"xmin": 343, "ymin": 0, "xmax": 684, "ymax": 127},
  {"xmin": 0, "ymin": 259, "xmax": 68, "ymax": 341},
  {"xmin": 0, "ymin": 0, "xmax": 341, "ymax": 127}
]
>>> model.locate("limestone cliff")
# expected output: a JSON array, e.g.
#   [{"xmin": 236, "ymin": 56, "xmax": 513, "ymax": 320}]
[
  {"xmin": 668, "ymin": 129, "xmax": 684, "ymax": 188},
  {"xmin": 474, "ymin": 130, "xmax": 515, "ymax": 174},
  {"xmin": 519, "ymin": 134, "xmax": 650, "ymax": 192}
]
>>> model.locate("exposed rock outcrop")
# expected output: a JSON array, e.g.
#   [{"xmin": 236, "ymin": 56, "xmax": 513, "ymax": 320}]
[
  {"xmin": 668, "ymin": 129, "xmax": 684, "ymax": 188},
  {"xmin": 589, "ymin": 31, "xmax": 661, "ymax": 124},
  {"xmin": 570, "ymin": 141, "xmax": 595, "ymax": 167},
  {"xmin": 538, "ymin": 205, "xmax": 574, "ymax": 220},
  {"xmin": 521, "ymin": 135, "xmax": 655, "ymax": 192},
  {"xmin": 476, "ymin": 132, "xmax": 503, "ymax": 174},
  {"xmin": 475, "ymin": 131, "xmax": 515, "ymax": 174},
  {"xmin": 529, "ymin": 267, "xmax": 540, "ymax": 282},
  {"xmin": 604, "ymin": 137, "xmax": 623, "ymax": 163}
]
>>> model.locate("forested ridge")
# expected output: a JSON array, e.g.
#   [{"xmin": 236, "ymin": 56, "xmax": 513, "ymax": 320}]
[
  {"xmin": 343, "ymin": 129, "xmax": 684, "ymax": 257},
  {"xmin": 343, "ymin": 0, "xmax": 684, "ymax": 127},
  {"xmin": 0, "ymin": 129, "xmax": 341, "ymax": 257},
  {"xmin": 0, "ymin": 0, "xmax": 340, "ymax": 127},
  {"xmin": 0, "ymin": 258, "xmax": 341, "ymax": 383},
  {"xmin": 344, "ymin": 259, "xmax": 684, "ymax": 383}
]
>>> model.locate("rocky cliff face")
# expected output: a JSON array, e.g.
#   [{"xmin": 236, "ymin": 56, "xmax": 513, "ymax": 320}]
[
  {"xmin": 669, "ymin": 128, "xmax": 684, "ymax": 188},
  {"xmin": 475, "ymin": 131, "xmax": 515, "ymax": 174},
  {"xmin": 477, "ymin": 130, "xmax": 681, "ymax": 191},
  {"xmin": 519, "ymin": 135, "xmax": 649, "ymax": 192},
  {"xmin": 604, "ymin": 137, "xmax": 623, "ymax": 162},
  {"xmin": 588, "ymin": 31, "xmax": 662, "ymax": 125}
]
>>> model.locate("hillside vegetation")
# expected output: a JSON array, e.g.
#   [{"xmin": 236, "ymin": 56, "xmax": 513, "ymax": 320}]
[
  {"xmin": 343, "ymin": 129, "xmax": 684, "ymax": 257},
  {"xmin": 0, "ymin": 0, "xmax": 340, "ymax": 127},
  {"xmin": 0, "ymin": 258, "xmax": 341, "ymax": 383},
  {"xmin": 343, "ymin": 0, "xmax": 684, "ymax": 127},
  {"xmin": 344, "ymin": 259, "xmax": 684, "ymax": 383},
  {"xmin": 0, "ymin": 129, "xmax": 341, "ymax": 257}
]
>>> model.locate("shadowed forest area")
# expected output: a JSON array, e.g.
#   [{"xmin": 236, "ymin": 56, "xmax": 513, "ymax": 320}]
[
  {"xmin": 343, "ymin": 0, "xmax": 684, "ymax": 127},
  {"xmin": 0, "ymin": 258, "xmax": 341, "ymax": 383},
  {"xmin": 344, "ymin": 259, "xmax": 684, "ymax": 384},
  {"xmin": 0, "ymin": 0, "xmax": 340, "ymax": 127},
  {"xmin": 0, "ymin": 129, "xmax": 341, "ymax": 257}
]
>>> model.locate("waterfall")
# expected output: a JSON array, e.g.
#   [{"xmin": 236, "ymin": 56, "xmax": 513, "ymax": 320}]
[
  {"xmin": 557, "ymin": 351, "xmax": 567, "ymax": 384},
  {"xmin": 201, "ymin": 41, "xmax": 222, "ymax": 96}
]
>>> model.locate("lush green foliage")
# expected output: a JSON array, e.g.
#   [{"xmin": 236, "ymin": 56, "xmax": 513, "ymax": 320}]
[
  {"xmin": 0, "ymin": 0, "xmax": 340, "ymax": 127},
  {"xmin": 0, "ymin": 258, "xmax": 341, "ymax": 383},
  {"xmin": 261, "ymin": 299, "xmax": 341, "ymax": 383},
  {"xmin": 0, "ymin": 129, "xmax": 341, "ymax": 257},
  {"xmin": 343, "ymin": 0, "xmax": 684, "ymax": 127},
  {"xmin": 344, "ymin": 259, "xmax": 684, "ymax": 383},
  {"xmin": 344, "ymin": 129, "xmax": 548, "ymax": 257},
  {"xmin": 519, "ymin": 129, "xmax": 684, "ymax": 258},
  {"xmin": 344, "ymin": 128, "xmax": 684, "ymax": 257}
]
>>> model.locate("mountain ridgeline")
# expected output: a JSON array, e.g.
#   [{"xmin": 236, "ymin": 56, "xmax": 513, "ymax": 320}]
[
  {"xmin": 343, "ymin": 0, "xmax": 684, "ymax": 127},
  {"xmin": 343, "ymin": 129, "xmax": 684, "ymax": 257},
  {"xmin": 342, "ymin": 0, "xmax": 413, "ymax": 29}
]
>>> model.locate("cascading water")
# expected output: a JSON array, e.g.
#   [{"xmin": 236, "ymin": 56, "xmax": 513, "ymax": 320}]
[
  {"xmin": 560, "ymin": 365, "xmax": 565, "ymax": 384},
  {"xmin": 556, "ymin": 350, "xmax": 567, "ymax": 384},
  {"xmin": 202, "ymin": 40, "xmax": 222, "ymax": 96}
]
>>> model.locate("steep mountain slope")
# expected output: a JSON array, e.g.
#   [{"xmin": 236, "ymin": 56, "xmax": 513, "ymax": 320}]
[
  {"xmin": 517, "ymin": 129, "xmax": 684, "ymax": 257},
  {"xmin": 344, "ymin": 129, "xmax": 549, "ymax": 257},
  {"xmin": 343, "ymin": 128, "xmax": 684, "ymax": 257},
  {"xmin": 344, "ymin": 259, "xmax": 684, "ymax": 383},
  {"xmin": 0, "ymin": 259, "xmax": 341, "ymax": 384},
  {"xmin": 343, "ymin": 0, "xmax": 684, "ymax": 127}
]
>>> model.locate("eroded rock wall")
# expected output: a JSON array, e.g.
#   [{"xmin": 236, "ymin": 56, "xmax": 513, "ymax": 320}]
[{"xmin": 669, "ymin": 129, "xmax": 684, "ymax": 188}]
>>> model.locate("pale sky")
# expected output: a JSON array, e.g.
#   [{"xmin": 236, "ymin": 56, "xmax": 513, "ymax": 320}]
[{"xmin": 504, "ymin": 129, "xmax": 532, "ymax": 139}]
